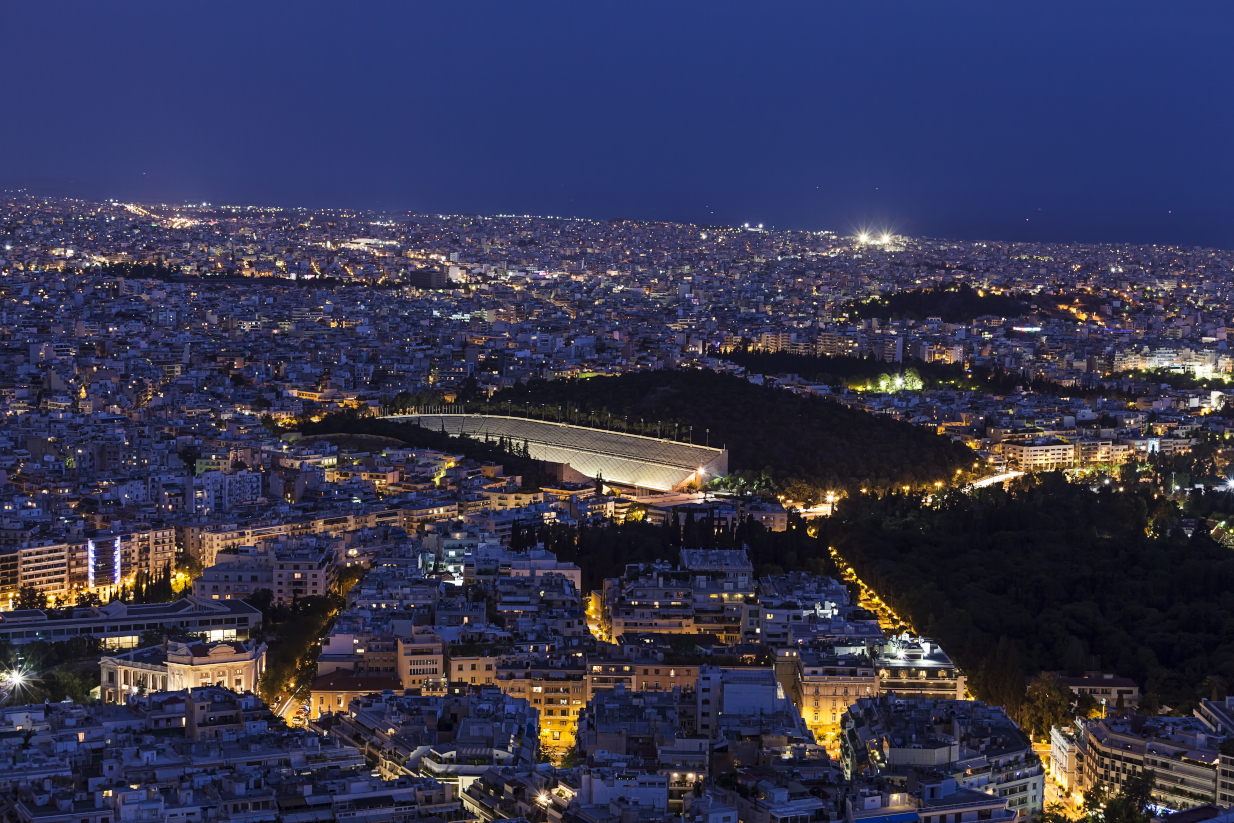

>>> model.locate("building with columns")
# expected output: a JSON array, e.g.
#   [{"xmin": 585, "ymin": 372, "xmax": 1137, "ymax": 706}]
[{"xmin": 99, "ymin": 639, "xmax": 266, "ymax": 705}]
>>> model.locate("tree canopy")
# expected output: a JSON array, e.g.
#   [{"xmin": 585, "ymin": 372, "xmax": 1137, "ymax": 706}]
[
  {"xmin": 823, "ymin": 474, "xmax": 1234, "ymax": 716},
  {"xmin": 848, "ymin": 283, "xmax": 1029, "ymax": 323},
  {"xmin": 482, "ymin": 369, "xmax": 977, "ymax": 494}
]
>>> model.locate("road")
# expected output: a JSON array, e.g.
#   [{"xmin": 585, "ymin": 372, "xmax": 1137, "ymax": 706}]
[
  {"xmin": 966, "ymin": 471, "xmax": 1025, "ymax": 489},
  {"xmin": 827, "ymin": 545, "xmax": 912, "ymax": 633},
  {"xmin": 1044, "ymin": 778, "xmax": 1083, "ymax": 818},
  {"xmin": 275, "ymin": 684, "xmax": 307, "ymax": 722}
]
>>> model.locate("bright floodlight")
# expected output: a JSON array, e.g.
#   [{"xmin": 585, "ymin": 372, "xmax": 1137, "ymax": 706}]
[
  {"xmin": 8, "ymin": 672, "xmax": 24, "ymax": 686},
  {"xmin": 858, "ymin": 233, "xmax": 869, "ymax": 243},
  {"xmin": 881, "ymin": 233, "xmax": 891, "ymax": 243}
]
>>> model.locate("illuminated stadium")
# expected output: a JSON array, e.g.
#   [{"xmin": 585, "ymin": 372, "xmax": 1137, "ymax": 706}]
[{"xmin": 385, "ymin": 414, "xmax": 728, "ymax": 493}]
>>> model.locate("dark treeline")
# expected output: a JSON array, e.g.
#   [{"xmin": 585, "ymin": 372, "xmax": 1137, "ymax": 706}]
[
  {"xmin": 93, "ymin": 262, "xmax": 456, "ymax": 291},
  {"xmin": 96, "ymin": 262, "xmax": 275, "ymax": 284},
  {"xmin": 720, "ymin": 350, "xmax": 968, "ymax": 390},
  {"xmin": 518, "ymin": 513, "xmax": 838, "ymax": 594},
  {"xmin": 848, "ymin": 283, "xmax": 1029, "ymax": 323},
  {"xmin": 118, "ymin": 564, "xmax": 178, "ymax": 605},
  {"xmin": 483, "ymin": 370, "xmax": 977, "ymax": 495},
  {"xmin": 818, "ymin": 474, "xmax": 1234, "ymax": 717},
  {"xmin": 1114, "ymin": 367, "xmax": 1234, "ymax": 394},
  {"xmin": 245, "ymin": 565, "xmax": 365, "ymax": 705},
  {"xmin": 721, "ymin": 350, "xmax": 1130, "ymax": 401},
  {"xmin": 0, "ymin": 636, "xmax": 102, "ymax": 705}
]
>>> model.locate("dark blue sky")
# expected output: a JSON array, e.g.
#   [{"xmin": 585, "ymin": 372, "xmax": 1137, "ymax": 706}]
[{"xmin": 3, "ymin": 2, "xmax": 1232, "ymax": 247}]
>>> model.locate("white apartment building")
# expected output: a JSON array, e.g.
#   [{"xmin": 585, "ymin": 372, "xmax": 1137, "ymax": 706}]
[{"xmin": 1002, "ymin": 439, "xmax": 1076, "ymax": 471}]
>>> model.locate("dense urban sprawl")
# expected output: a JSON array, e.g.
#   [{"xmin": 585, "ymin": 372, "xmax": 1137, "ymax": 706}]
[{"xmin": 0, "ymin": 194, "xmax": 1233, "ymax": 823}]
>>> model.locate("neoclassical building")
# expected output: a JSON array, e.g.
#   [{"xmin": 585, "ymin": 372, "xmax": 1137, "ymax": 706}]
[{"xmin": 100, "ymin": 639, "xmax": 266, "ymax": 705}]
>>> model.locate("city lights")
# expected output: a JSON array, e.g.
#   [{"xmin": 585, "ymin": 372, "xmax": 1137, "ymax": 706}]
[{"xmin": 0, "ymin": 187, "xmax": 1222, "ymax": 818}]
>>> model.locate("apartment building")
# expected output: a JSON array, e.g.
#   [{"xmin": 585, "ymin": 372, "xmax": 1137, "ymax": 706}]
[
  {"xmin": 0, "ymin": 526, "xmax": 175, "ymax": 603},
  {"xmin": 447, "ymin": 648, "xmax": 502, "ymax": 688},
  {"xmin": 695, "ymin": 665, "xmax": 812, "ymax": 746},
  {"xmin": 603, "ymin": 549, "xmax": 762, "ymax": 644},
  {"xmin": 1196, "ymin": 697, "xmax": 1234, "ymax": 806},
  {"xmin": 309, "ymin": 670, "xmax": 403, "ymax": 720},
  {"xmin": 1002, "ymin": 439, "xmax": 1076, "ymax": 471},
  {"xmin": 1053, "ymin": 671, "xmax": 1141, "ymax": 710},
  {"xmin": 1049, "ymin": 723, "xmax": 1085, "ymax": 796},
  {"xmin": 605, "ymin": 569, "xmax": 697, "ymax": 640},
  {"xmin": 494, "ymin": 656, "xmax": 589, "ymax": 748},
  {"xmin": 188, "ymin": 507, "xmax": 403, "ymax": 567},
  {"xmin": 875, "ymin": 635, "xmax": 967, "ymax": 701},
  {"xmin": 841, "ymin": 696, "xmax": 1043, "ymax": 817},
  {"xmin": 184, "ymin": 686, "xmax": 271, "ymax": 741},
  {"xmin": 797, "ymin": 648, "xmax": 878, "ymax": 741},
  {"xmin": 193, "ymin": 557, "xmax": 274, "ymax": 602},
  {"xmin": 1082, "ymin": 716, "xmax": 1221, "ymax": 811},
  {"xmin": 397, "ymin": 628, "xmax": 445, "ymax": 690},
  {"xmin": 481, "ymin": 488, "xmax": 545, "ymax": 510}
]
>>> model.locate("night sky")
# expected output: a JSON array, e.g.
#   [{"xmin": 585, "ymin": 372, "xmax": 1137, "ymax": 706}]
[{"xmin": 3, "ymin": 2, "xmax": 1232, "ymax": 247}]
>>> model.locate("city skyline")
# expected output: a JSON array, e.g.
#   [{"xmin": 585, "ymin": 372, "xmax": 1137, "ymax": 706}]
[
  {"xmin": 3, "ymin": 2, "xmax": 1233, "ymax": 248},
  {"xmin": 1, "ymin": 5, "xmax": 1233, "ymax": 822}
]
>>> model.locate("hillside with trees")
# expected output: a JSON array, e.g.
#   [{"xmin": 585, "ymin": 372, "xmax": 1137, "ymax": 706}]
[
  {"xmin": 525, "ymin": 511, "xmax": 835, "ymax": 593},
  {"xmin": 720, "ymin": 350, "xmax": 967, "ymax": 391},
  {"xmin": 720, "ymin": 350, "xmax": 1128, "ymax": 400},
  {"xmin": 817, "ymin": 473, "xmax": 1234, "ymax": 716},
  {"xmin": 848, "ymin": 282, "xmax": 1028, "ymax": 322},
  {"xmin": 482, "ymin": 369, "xmax": 977, "ymax": 497}
]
